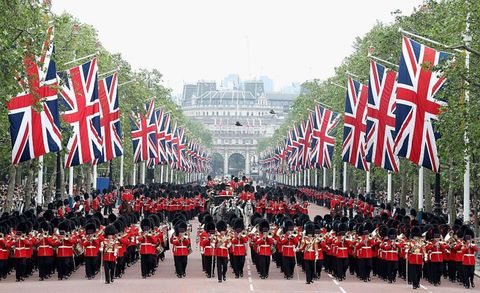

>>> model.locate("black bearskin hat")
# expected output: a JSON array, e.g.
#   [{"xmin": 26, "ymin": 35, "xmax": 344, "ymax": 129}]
[
  {"xmin": 104, "ymin": 225, "xmax": 117, "ymax": 236},
  {"xmin": 216, "ymin": 220, "xmax": 227, "ymax": 232}
]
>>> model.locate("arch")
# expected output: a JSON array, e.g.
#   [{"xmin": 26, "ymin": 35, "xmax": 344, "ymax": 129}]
[
  {"xmin": 212, "ymin": 152, "xmax": 224, "ymax": 177},
  {"xmin": 228, "ymin": 153, "xmax": 245, "ymax": 177}
]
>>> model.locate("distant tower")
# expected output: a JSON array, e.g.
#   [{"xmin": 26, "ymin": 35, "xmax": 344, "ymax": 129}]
[{"xmin": 243, "ymin": 80, "xmax": 264, "ymax": 97}]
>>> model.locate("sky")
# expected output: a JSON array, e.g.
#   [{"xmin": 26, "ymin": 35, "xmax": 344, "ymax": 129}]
[{"xmin": 52, "ymin": 0, "xmax": 424, "ymax": 94}]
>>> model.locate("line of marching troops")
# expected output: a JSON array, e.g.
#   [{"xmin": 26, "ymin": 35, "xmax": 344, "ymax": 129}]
[{"xmin": 0, "ymin": 183, "xmax": 478, "ymax": 290}]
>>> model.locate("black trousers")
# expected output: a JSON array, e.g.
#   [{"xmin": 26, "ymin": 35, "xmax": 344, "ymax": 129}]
[
  {"xmin": 258, "ymin": 255, "xmax": 270, "ymax": 278},
  {"xmin": 232, "ymin": 255, "xmax": 245, "ymax": 277},
  {"xmin": 336, "ymin": 258, "xmax": 348, "ymax": 280},
  {"xmin": 282, "ymin": 256, "xmax": 295, "ymax": 278},
  {"xmin": 57, "ymin": 257, "xmax": 72, "ymax": 279},
  {"xmin": 15, "ymin": 258, "xmax": 27, "ymax": 280},
  {"xmin": 38, "ymin": 256, "xmax": 54, "ymax": 279},
  {"xmin": 304, "ymin": 259, "xmax": 315, "ymax": 283},
  {"xmin": 85, "ymin": 256, "xmax": 97, "ymax": 278},
  {"xmin": 104, "ymin": 261, "xmax": 115, "ymax": 283},
  {"xmin": 174, "ymin": 255, "xmax": 188, "ymax": 276},
  {"xmin": 463, "ymin": 265, "xmax": 475, "ymax": 287},
  {"xmin": 430, "ymin": 261, "xmax": 442, "ymax": 285},
  {"xmin": 204, "ymin": 255, "xmax": 213, "ymax": 277},
  {"xmin": 315, "ymin": 259, "xmax": 323, "ymax": 278},
  {"xmin": 385, "ymin": 260, "xmax": 398, "ymax": 282},
  {"xmin": 141, "ymin": 254, "xmax": 155, "ymax": 277},
  {"xmin": 0, "ymin": 259, "xmax": 8, "ymax": 279},
  {"xmin": 408, "ymin": 264, "xmax": 422, "ymax": 288},
  {"xmin": 115, "ymin": 256, "xmax": 125, "ymax": 277},
  {"xmin": 216, "ymin": 256, "xmax": 228, "ymax": 281}
]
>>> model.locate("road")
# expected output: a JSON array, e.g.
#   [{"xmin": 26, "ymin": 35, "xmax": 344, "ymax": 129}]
[{"xmin": 1, "ymin": 204, "xmax": 476, "ymax": 293}]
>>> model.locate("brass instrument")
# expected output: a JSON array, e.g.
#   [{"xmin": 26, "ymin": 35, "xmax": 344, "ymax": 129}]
[{"xmin": 239, "ymin": 230, "xmax": 248, "ymax": 238}]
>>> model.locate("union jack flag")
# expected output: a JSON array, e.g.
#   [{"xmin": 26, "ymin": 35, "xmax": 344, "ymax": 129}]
[
  {"xmin": 287, "ymin": 127, "xmax": 300, "ymax": 171},
  {"xmin": 171, "ymin": 126, "xmax": 186, "ymax": 170},
  {"xmin": 309, "ymin": 104, "xmax": 340, "ymax": 169},
  {"xmin": 131, "ymin": 98, "xmax": 157, "ymax": 163},
  {"xmin": 7, "ymin": 26, "xmax": 62, "ymax": 164},
  {"xmin": 59, "ymin": 58, "xmax": 102, "ymax": 167},
  {"xmin": 147, "ymin": 109, "xmax": 170, "ymax": 167},
  {"xmin": 96, "ymin": 73, "xmax": 122, "ymax": 164},
  {"xmin": 297, "ymin": 119, "xmax": 312, "ymax": 169},
  {"xmin": 166, "ymin": 119, "xmax": 177, "ymax": 167},
  {"xmin": 342, "ymin": 77, "xmax": 369, "ymax": 171},
  {"xmin": 394, "ymin": 37, "xmax": 448, "ymax": 172},
  {"xmin": 366, "ymin": 60, "xmax": 399, "ymax": 172}
]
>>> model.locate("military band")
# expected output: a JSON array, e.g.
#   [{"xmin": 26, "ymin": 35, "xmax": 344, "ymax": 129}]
[{"xmin": 0, "ymin": 182, "xmax": 477, "ymax": 291}]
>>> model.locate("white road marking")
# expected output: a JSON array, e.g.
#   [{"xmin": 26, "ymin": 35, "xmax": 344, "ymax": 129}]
[
  {"xmin": 248, "ymin": 271, "xmax": 252, "ymax": 276},
  {"xmin": 339, "ymin": 287, "xmax": 347, "ymax": 293},
  {"xmin": 249, "ymin": 284, "xmax": 254, "ymax": 291},
  {"xmin": 420, "ymin": 285, "xmax": 428, "ymax": 290},
  {"xmin": 328, "ymin": 273, "xmax": 333, "ymax": 278},
  {"xmin": 333, "ymin": 279, "xmax": 339, "ymax": 285},
  {"xmin": 248, "ymin": 277, "xmax": 253, "ymax": 283}
]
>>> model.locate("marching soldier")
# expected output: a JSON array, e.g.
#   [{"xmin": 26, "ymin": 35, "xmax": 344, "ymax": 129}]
[
  {"xmin": 199, "ymin": 222, "xmax": 216, "ymax": 278},
  {"xmin": 138, "ymin": 218, "xmax": 158, "ymax": 278},
  {"xmin": 299, "ymin": 222, "xmax": 317, "ymax": 284},
  {"xmin": 170, "ymin": 220, "xmax": 190, "ymax": 278},
  {"xmin": 406, "ymin": 226, "xmax": 425, "ymax": 289},
  {"xmin": 36, "ymin": 222, "xmax": 56, "ymax": 281},
  {"xmin": 82, "ymin": 222, "xmax": 101, "ymax": 279},
  {"xmin": 425, "ymin": 228, "xmax": 445, "ymax": 286},
  {"xmin": 56, "ymin": 221, "xmax": 76, "ymax": 280},
  {"xmin": 279, "ymin": 220, "xmax": 298, "ymax": 280},
  {"xmin": 10, "ymin": 222, "xmax": 33, "ymax": 282},
  {"xmin": 255, "ymin": 220, "xmax": 274, "ymax": 279},
  {"xmin": 213, "ymin": 220, "xmax": 230, "ymax": 282},
  {"xmin": 460, "ymin": 228, "xmax": 477, "ymax": 289},
  {"xmin": 230, "ymin": 218, "xmax": 248, "ymax": 278},
  {"xmin": 101, "ymin": 225, "xmax": 118, "ymax": 284}
]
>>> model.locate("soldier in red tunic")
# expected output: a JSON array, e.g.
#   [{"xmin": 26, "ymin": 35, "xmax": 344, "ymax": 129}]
[
  {"xmin": 406, "ymin": 226, "xmax": 425, "ymax": 289},
  {"xmin": 170, "ymin": 220, "xmax": 190, "ymax": 278},
  {"xmin": 138, "ymin": 218, "xmax": 158, "ymax": 278},
  {"xmin": 255, "ymin": 220, "xmax": 274, "ymax": 279},
  {"xmin": 460, "ymin": 228, "xmax": 477, "ymax": 289},
  {"xmin": 36, "ymin": 222, "xmax": 56, "ymax": 281},
  {"xmin": 279, "ymin": 220, "xmax": 298, "ymax": 280},
  {"xmin": 55, "ymin": 221, "xmax": 76, "ymax": 280},
  {"xmin": 82, "ymin": 222, "xmax": 101, "ymax": 279},
  {"xmin": 213, "ymin": 220, "xmax": 230, "ymax": 283},
  {"xmin": 10, "ymin": 222, "xmax": 33, "ymax": 282},
  {"xmin": 230, "ymin": 218, "xmax": 248, "ymax": 278},
  {"xmin": 199, "ymin": 222, "xmax": 216, "ymax": 278},
  {"xmin": 300, "ymin": 222, "xmax": 317, "ymax": 284},
  {"xmin": 101, "ymin": 225, "xmax": 118, "ymax": 284}
]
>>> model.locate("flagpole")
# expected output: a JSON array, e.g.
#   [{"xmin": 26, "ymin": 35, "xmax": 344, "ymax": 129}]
[
  {"xmin": 343, "ymin": 162, "xmax": 347, "ymax": 193},
  {"xmin": 418, "ymin": 167, "xmax": 424, "ymax": 211},
  {"xmin": 36, "ymin": 156, "xmax": 44, "ymax": 206},
  {"xmin": 63, "ymin": 52, "xmax": 97, "ymax": 66},
  {"xmin": 305, "ymin": 169, "xmax": 308, "ymax": 186},
  {"xmin": 323, "ymin": 167, "xmax": 327, "ymax": 188},
  {"xmin": 119, "ymin": 155, "xmax": 124, "ymax": 187},
  {"xmin": 69, "ymin": 167, "xmax": 74, "ymax": 196},
  {"xmin": 93, "ymin": 164, "xmax": 97, "ymax": 191},
  {"xmin": 141, "ymin": 161, "xmax": 146, "ymax": 184},
  {"xmin": 314, "ymin": 169, "xmax": 318, "ymax": 187},
  {"xmin": 170, "ymin": 167, "xmax": 174, "ymax": 184},
  {"xmin": 133, "ymin": 163, "xmax": 137, "ymax": 185},
  {"xmin": 387, "ymin": 171, "xmax": 392, "ymax": 203}
]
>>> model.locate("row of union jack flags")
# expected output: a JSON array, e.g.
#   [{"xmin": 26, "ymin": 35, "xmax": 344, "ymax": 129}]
[
  {"xmin": 7, "ymin": 27, "xmax": 122, "ymax": 167},
  {"xmin": 260, "ymin": 36, "xmax": 449, "ymax": 174},
  {"xmin": 7, "ymin": 27, "xmax": 208, "ymax": 173},
  {"xmin": 131, "ymin": 98, "xmax": 209, "ymax": 173}
]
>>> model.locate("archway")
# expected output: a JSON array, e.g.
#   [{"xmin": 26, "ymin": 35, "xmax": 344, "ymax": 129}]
[
  {"xmin": 212, "ymin": 153, "xmax": 224, "ymax": 177},
  {"xmin": 228, "ymin": 153, "xmax": 245, "ymax": 177}
]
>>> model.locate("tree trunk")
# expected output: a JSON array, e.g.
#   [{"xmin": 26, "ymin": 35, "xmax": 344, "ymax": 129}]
[
  {"xmin": 15, "ymin": 164, "xmax": 22, "ymax": 187},
  {"xmin": 5, "ymin": 165, "xmax": 17, "ymax": 212},
  {"xmin": 24, "ymin": 161, "xmax": 35, "ymax": 210},
  {"xmin": 424, "ymin": 169, "xmax": 432, "ymax": 213},
  {"xmin": 85, "ymin": 165, "xmax": 92, "ymax": 195},
  {"xmin": 400, "ymin": 169, "xmax": 407, "ymax": 208}
]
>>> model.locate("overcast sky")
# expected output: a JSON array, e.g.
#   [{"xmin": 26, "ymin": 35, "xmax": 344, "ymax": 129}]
[{"xmin": 52, "ymin": 0, "xmax": 423, "ymax": 94}]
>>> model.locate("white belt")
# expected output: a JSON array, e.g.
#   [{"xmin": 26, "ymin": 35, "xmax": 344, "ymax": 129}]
[
  {"xmin": 337, "ymin": 247, "xmax": 347, "ymax": 250},
  {"xmin": 385, "ymin": 250, "xmax": 397, "ymax": 253},
  {"xmin": 38, "ymin": 245, "xmax": 52, "ymax": 248},
  {"xmin": 176, "ymin": 246, "xmax": 187, "ymax": 248},
  {"xmin": 141, "ymin": 243, "xmax": 155, "ymax": 246},
  {"xmin": 283, "ymin": 245, "xmax": 295, "ymax": 248},
  {"xmin": 58, "ymin": 246, "xmax": 72, "ymax": 249},
  {"xmin": 260, "ymin": 245, "xmax": 270, "ymax": 247},
  {"xmin": 464, "ymin": 254, "xmax": 475, "ymax": 256},
  {"xmin": 15, "ymin": 247, "xmax": 28, "ymax": 250},
  {"xmin": 430, "ymin": 251, "xmax": 442, "ymax": 254},
  {"xmin": 86, "ymin": 246, "xmax": 96, "ymax": 249},
  {"xmin": 234, "ymin": 244, "xmax": 245, "ymax": 247}
]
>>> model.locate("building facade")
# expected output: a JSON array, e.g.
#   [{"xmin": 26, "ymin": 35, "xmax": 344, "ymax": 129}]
[{"xmin": 181, "ymin": 80, "xmax": 297, "ymax": 178}]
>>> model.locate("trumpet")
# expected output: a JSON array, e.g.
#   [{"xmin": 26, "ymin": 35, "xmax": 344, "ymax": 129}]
[{"xmin": 239, "ymin": 230, "xmax": 248, "ymax": 238}]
